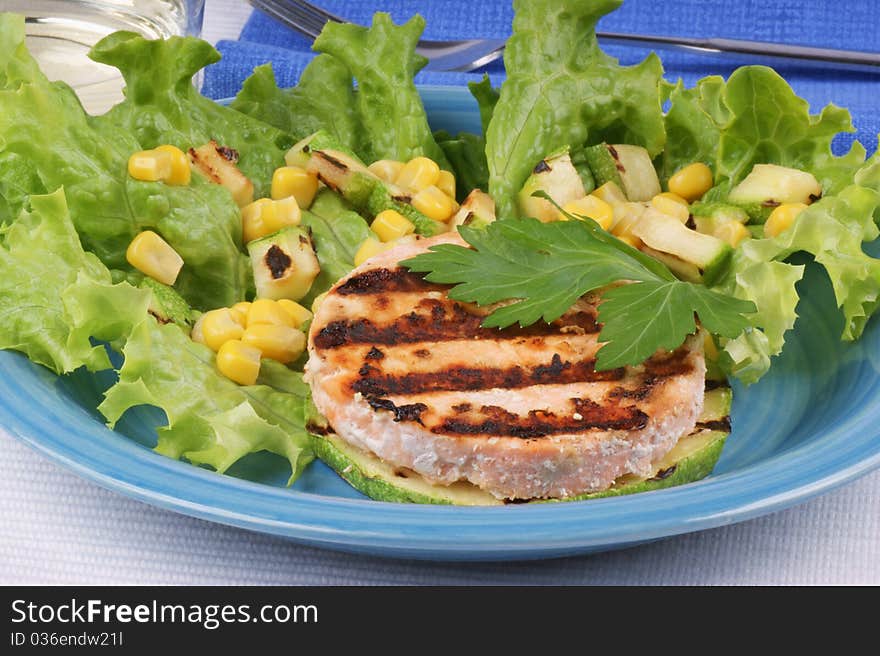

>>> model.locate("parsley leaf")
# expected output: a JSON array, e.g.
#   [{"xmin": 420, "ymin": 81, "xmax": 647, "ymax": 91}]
[{"xmin": 402, "ymin": 217, "xmax": 755, "ymax": 370}]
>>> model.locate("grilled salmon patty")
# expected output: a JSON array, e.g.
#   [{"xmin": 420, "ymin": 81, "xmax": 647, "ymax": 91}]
[{"xmin": 305, "ymin": 233, "xmax": 706, "ymax": 500}]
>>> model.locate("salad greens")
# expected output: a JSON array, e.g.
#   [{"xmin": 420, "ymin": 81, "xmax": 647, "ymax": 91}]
[
  {"xmin": 231, "ymin": 57, "xmax": 360, "ymax": 150},
  {"xmin": 2, "ymin": 0, "xmax": 880, "ymax": 488},
  {"xmin": 313, "ymin": 13, "xmax": 449, "ymax": 168},
  {"xmin": 486, "ymin": 0, "xmax": 665, "ymax": 219}
]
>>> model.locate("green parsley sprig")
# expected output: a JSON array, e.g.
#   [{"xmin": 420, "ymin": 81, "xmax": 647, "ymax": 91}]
[{"xmin": 402, "ymin": 214, "xmax": 755, "ymax": 370}]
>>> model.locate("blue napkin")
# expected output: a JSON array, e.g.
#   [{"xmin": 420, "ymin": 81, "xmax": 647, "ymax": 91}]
[{"xmin": 202, "ymin": 0, "xmax": 879, "ymax": 155}]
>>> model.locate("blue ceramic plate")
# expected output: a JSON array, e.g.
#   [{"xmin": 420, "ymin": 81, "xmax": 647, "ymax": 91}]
[{"xmin": 3, "ymin": 86, "xmax": 880, "ymax": 561}]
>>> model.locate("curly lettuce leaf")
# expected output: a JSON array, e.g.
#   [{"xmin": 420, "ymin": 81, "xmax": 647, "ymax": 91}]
[
  {"xmin": 99, "ymin": 318, "xmax": 315, "ymax": 482},
  {"xmin": 0, "ymin": 15, "xmax": 248, "ymax": 310},
  {"xmin": 663, "ymin": 67, "xmax": 865, "ymax": 196},
  {"xmin": 0, "ymin": 189, "xmax": 150, "ymax": 374},
  {"xmin": 714, "ymin": 158, "xmax": 880, "ymax": 383},
  {"xmin": 230, "ymin": 57, "xmax": 359, "ymax": 152},
  {"xmin": 486, "ymin": 0, "xmax": 665, "ymax": 218},
  {"xmin": 89, "ymin": 31, "xmax": 293, "ymax": 198},
  {"xmin": 313, "ymin": 12, "xmax": 449, "ymax": 169},
  {"xmin": 300, "ymin": 189, "xmax": 372, "ymax": 303}
]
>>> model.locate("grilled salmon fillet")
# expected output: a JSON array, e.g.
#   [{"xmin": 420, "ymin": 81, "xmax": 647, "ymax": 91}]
[{"xmin": 305, "ymin": 233, "xmax": 706, "ymax": 500}]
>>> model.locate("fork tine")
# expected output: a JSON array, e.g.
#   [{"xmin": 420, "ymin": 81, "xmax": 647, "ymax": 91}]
[
  {"xmin": 247, "ymin": 0, "xmax": 331, "ymax": 39},
  {"xmin": 294, "ymin": 0, "xmax": 345, "ymax": 24}
]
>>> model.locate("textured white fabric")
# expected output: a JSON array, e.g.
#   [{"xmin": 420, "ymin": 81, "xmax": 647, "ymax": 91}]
[{"xmin": 2, "ymin": 0, "xmax": 880, "ymax": 586}]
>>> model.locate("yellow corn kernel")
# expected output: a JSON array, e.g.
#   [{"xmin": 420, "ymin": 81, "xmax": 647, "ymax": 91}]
[
  {"xmin": 591, "ymin": 181, "xmax": 627, "ymax": 205},
  {"xmin": 764, "ymin": 202, "xmax": 807, "ymax": 238},
  {"xmin": 247, "ymin": 298, "xmax": 296, "ymax": 328},
  {"xmin": 311, "ymin": 292, "xmax": 328, "ymax": 314},
  {"xmin": 368, "ymin": 159, "xmax": 405, "ymax": 182},
  {"xmin": 668, "ymin": 162, "xmax": 713, "ymax": 201},
  {"xmin": 241, "ymin": 197, "xmax": 301, "ymax": 243},
  {"xmin": 651, "ymin": 193, "xmax": 690, "ymax": 223},
  {"xmin": 411, "ymin": 185, "xmax": 458, "ymax": 222},
  {"xmin": 277, "ymin": 299, "xmax": 313, "ymax": 328},
  {"xmin": 190, "ymin": 313, "xmax": 206, "ymax": 345},
  {"xmin": 229, "ymin": 302, "xmax": 251, "ymax": 327},
  {"xmin": 715, "ymin": 220, "xmax": 750, "ymax": 247},
  {"xmin": 242, "ymin": 324, "xmax": 306, "ymax": 364},
  {"xmin": 154, "ymin": 145, "xmax": 191, "ymax": 186},
  {"xmin": 201, "ymin": 308, "xmax": 245, "ymax": 352},
  {"xmin": 616, "ymin": 233, "xmax": 643, "ymax": 249},
  {"xmin": 371, "ymin": 209, "xmax": 415, "ymax": 242},
  {"xmin": 271, "ymin": 166, "xmax": 318, "ymax": 209},
  {"xmin": 436, "ymin": 170, "xmax": 456, "ymax": 199},
  {"xmin": 703, "ymin": 332, "xmax": 719, "ymax": 361},
  {"xmin": 126, "ymin": 230, "xmax": 184, "ymax": 286},
  {"xmin": 395, "ymin": 156, "xmax": 440, "ymax": 192},
  {"xmin": 128, "ymin": 149, "xmax": 171, "ymax": 182},
  {"xmin": 560, "ymin": 196, "xmax": 614, "ymax": 230},
  {"xmin": 216, "ymin": 339, "xmax": 262, "ymax": 386},
  {"xmin": 354, "ymin": 237, "xmax": 391, "ymax": 266}
]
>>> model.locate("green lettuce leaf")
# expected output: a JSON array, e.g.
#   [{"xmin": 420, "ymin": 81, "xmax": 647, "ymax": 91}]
[
  {"xmin": 90, "ymin": 31, "xmax": 293, "ymax": 197},
  {"xmin": 300, "ymin": 189, "xmax": 372, "ymax": 303},
  {"xmin": 0, "ymin": 189, "xmax": 151, "ymax": 374},
  {"xmin": 663, "ymin": 67, "xmax": 865, "ymax": 196},
  {"xmin": 99, "ymin": 318, "xmax": 315, "ymax": 482},
  {"xmin": 313, "ymin": 12, "xmax": 449, "ymax": 169},
  {"xmin": 714, "ymin": 158, "xmax": 880, "ymax": 383},
  {"xmin": 0, "ymin": 15, "xmax": 248, "ymax": 310},
  {"xmin": 230, "ymin": 58, "xmax": 359, "ymax": 152},
  {"xmin": 486, "ymin": 0, "xmax": 665, "ymax": 218},
  {"xmin": 433, "ymin": 76, "xmax": 499, "ymax": 199}
]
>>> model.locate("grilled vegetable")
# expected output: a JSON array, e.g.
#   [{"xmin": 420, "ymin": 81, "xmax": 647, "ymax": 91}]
[
  {"xmin": 584, "ymin": 143, "xmax": 661, "ymax": 201},
  {"xmin": 247, "ymin": 226, "xmax": 320, "ymax": 301},
  {"xmin": 517, "ymin": 149, "xmax": 586, "ymax": 221},
  {"xmin": 188, "ymin": 140, "xmax": 254, "ymax": 207}
]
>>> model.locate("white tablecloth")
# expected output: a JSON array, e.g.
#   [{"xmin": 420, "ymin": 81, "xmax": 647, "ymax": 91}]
[{"xmin": 2, "ymin": 0, "xmax": 879, "ymax": 585}]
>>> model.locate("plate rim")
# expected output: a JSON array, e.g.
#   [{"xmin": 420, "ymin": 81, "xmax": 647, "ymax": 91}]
[{"xmin": 3, "ymin": 84, "xmax": 880, "ymax": 560}]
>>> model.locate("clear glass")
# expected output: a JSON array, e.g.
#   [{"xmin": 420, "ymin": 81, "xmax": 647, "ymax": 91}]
[{"xmin": 5, "ymin": 0, "xmax": 206, "ymax": 114}]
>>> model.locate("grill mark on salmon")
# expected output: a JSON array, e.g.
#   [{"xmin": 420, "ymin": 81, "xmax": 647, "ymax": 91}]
[
  {"xmin": 335, "ymin": 267, "xmax": 442, "ymax": 296},
  {"xmin": 314, "ymin": 300, "xmax": 600, "ymax": 349},
  {"xmin": 432, "ymin": 398, "xmax": 648, "ymax": 438},
  {"xmin": 350, "ymin": 354, "xmax": 625, "ymax": 397}
]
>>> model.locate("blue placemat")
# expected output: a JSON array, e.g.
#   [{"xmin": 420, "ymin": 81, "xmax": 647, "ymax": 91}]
[{"xmin": 202, "ymin": 0, "xmax": 879, "ymax": 156}]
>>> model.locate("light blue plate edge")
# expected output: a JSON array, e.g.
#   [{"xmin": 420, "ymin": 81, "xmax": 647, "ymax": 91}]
[{"xmin": 2, "ymin": 85, "xmax": 880, "ymax": 561}]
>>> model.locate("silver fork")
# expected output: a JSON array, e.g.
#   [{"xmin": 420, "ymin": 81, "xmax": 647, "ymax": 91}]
[{"xmin": 246, "ymin": 0, "xmax": 880, "ymax": 74}]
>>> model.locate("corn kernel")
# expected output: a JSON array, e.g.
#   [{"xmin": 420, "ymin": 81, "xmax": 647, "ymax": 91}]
[
  {"xmin": 229, "ymin": 302, "xmax": 251, "ymax": 327},
  {"xmin": 715, "ymin": 220, "xmax": 750, "ymax": 247},
  {"xmin": 247, "ymin": 298, "xmax": 296, "ymax": 328},
  {"xmin": 154, "ymin": 145, "xmax": 191, "ymax": 186},
  {"xmin": 277, "ymin": 300, "xmax": 313, "ymax": 328},
  {"xmin": 368, "ymin": 159, "xmax": 405, "ymax": 182},
  {"xmin": 591, "ymin": 181, "xmax": 627, "ymax": 205},
  {"xmin": 126, "ymin": 230, "xmax": 184, "ymax": 286},
  {"xmin": 764, "ymin": 202, "xmax": 807, "ymax": 238},
  {"xmin": 395, "ymin": 156, "xmax": 440, "ymax": 192},
  {"xmin": 651, "ymin": 193, "xmax": 690, "ymax": 223},
  {"xmin": 216, "ymin": 340, "xmax": 262, "ymax": 386},
  {"xmin": 201, "ymin": 308, "xmax": 245, "ymax": 352},
  {"xmin": 128, "ymin": 149, "xmax": 170, "ymax": 182},
  {"xmin": 242, "ymin": 324, "xmax": 306, "ymax": 364},
  {"xmin": 436, "ymin": 170, "xmax": 456, "ymax": 199},
  {"xmin": 560, "ymin": 196, "xmax": 614, "ymax": 230},
  {"xmin": 371, "ymin": 209, "xmax": 415, "ymax": 242},
  {"xmin": 668, "ymin": 162, "xmax": 713, "ymax": 201},
  {"xmin": 190, "ymin": 313, "xmax": 206, "ymax": 345},
  {"xmin": 241, "ymin": 197, "xmax": 301, "ymax": 243},
  {"xmin": 311, "ymin": 292, "xmax": 328, "ymax": 314},
  {"xmin": 271, "ymin": 166, "xmax": 318, "ymax": 209},
  {"xmin": 411, "ymin": 185, "xmax": 458, "ymax": 222},
  {"xmin": 354, "ymin": 237, "xmax": 389, "ymax": 266}
]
